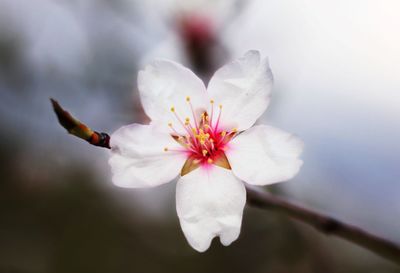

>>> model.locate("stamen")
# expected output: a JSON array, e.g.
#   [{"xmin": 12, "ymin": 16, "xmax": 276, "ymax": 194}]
[
  {"xmin": 209, "ymin": 139, "xmax": 215, "ymax": 150},
  {"xmin": 171, "ymin": 106, "xmax": 193, "ymax": 137},
  {"xmin": 168, "ymin": 122, "xmax": 180, "ymax": 135},
  {"xmin": 217, "ymin": 130, "xmax": 228, "ymax": 146},
  {"xmin": 186, "ymin": 96, "xmax": 199, "ymax": 131},
  {"xmin": 164, "ymin": 146, "xmax": 187, "ymax": 153},
  {"xmin": 185, "ymin": 117, "xmax": 190, "ymax": 126},
  {"xmin": 209, "ymin": 99, "xmax": 214, "ymax": 125},
  {"xmin": 215, "ymin": 104, "xmax": 223, "ymax": 132},
  {"xmin": 168, "ymin": 99, "xmax": 234, "ymax": 170}
]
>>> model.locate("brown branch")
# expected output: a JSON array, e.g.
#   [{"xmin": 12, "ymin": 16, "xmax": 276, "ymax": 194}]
[
  {"xmin": 50, "ymin": 98, "xmax": 110, "ymax": 149},
  {"xmin": 51, "ymin": 99, "xmax": 400, "ymax": 265},
  {"xmin": 246, "ymin": 185, "xmax": 400, "ymax": 265}
]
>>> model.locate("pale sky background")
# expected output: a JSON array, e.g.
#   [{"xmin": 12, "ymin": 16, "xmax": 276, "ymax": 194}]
[
  {"xmin": 0, "ymin": 0, "xmax": 399, "ymax": 244},
  {"xmin": 225, "ymin": 0, "xmax": 400, "ymax": 241}
]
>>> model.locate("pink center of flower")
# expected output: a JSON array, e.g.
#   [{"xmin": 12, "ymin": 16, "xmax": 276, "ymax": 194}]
[{"xmin": 164, "ymin": 97, "xmax": 237, "ymax": 168}]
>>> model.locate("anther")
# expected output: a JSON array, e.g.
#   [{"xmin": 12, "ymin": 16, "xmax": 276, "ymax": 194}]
[
  {"xmin": 170, "ymin": 107, "xmax": 175, "ymax": 112},
  {"xmin": 232, "ymin": 128, "xmax": 238, "ymax": 133},
  {"xmin": 221, "ymin": 131, "xmax": 226, "ymax": 137},
  {"xmin": 186, "ymin": 96, "xmax": 191, "ymax": 102},
  {"xmin": 207, "ymin": 158, "xmax": 213, "ymax": 164},
  {"xmin": 202, "ymin": 150, "xmax": 208, "ymax": 156},
  {"xmin": 168, "ymin": 122, "xmax": 173, "ymax": 127},
  {"xmin": 164, "ymin": 147, "xmax": 168, "ymax": 152},
  {"xmin": 210, "ymin": 99, "xmax": 214, "ymax": 104},
  {"xmin": 219, "ymin": 104, "xmax": 223, "ymax": 109},
  {"xmin": 184, "ymin": 117, "xmax": 190, "ymax": 125}
]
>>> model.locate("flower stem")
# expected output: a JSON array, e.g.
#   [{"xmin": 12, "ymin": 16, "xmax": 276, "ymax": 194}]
[
  {"xmin": 245, "ymin": 185, "xmax": 400, "ymax": 265},
  {"xmin": 51, "ymin": 99, "xmax": 400, "ymax": 265}
]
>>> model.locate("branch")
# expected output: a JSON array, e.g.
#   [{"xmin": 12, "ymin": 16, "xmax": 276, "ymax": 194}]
[
  {"xmin": 246, "ymin": 185, "xmax": 400, "ymax": 265},
  {"xmin": 51, "ymin": 99, "xmax": 400, "ymax": 265},
  {"xmin": 50, "ymin": 98, "xmax": 110, "ymax": 149}
]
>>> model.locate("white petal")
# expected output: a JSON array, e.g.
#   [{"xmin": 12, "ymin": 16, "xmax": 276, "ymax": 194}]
[
  {"xmin": 207, "ymin": 50, "xmax": 273, "ymax": 131},
  {"xmin": 226, "ymin": 125, "xmax": 303, "ymax": 185},
  {"xmin": 176, "ymin": 166, "xmax": 246, "ymax": 252},
  {"xmin": 109, "ymin": 123, "xmax": 187, "ymax": 188},
  {"xmin": 138, "ymin": 59, "xmax": 208, "ymax": 130}
]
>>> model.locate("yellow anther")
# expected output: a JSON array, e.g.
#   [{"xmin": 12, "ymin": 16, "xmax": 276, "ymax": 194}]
[
  {"xmin": 202, "ymin": 150, "xmax": 208, "ymax": 156},
  {"xmin": 232, "ymin": 128, "xmax": 238, "ymax": 133},
  {"xmin": 219, "ymin": 104, "xmax": 223, "ymax": 109},
  {"xmin": 205, "ymin": 133, "xmax": 210, "ymax": 138},
  {"xmin": 170, "ymin": 107, "xmax": 175, "ymax": 112},
  {"xmin": 210, "ymin": 139, "xmax": 214, "ymax": 143},
  {"xmin": 200, "ymin": 140, "xmax": 205, "ymax": 145},
  {"xmin": 221, "ymin": 131, "xmax": 226, "ymax": 137},
  {"xmin": 168, "ymin": 122, "xmax": 173, "ymax": 127},
  {"xmin": 164, "ymin": 147, "xmax": 168, "ymax": 152},
  {"xmin": 210, "ymin": 99, "xmax": 214, "ymax": 104},
  {"xmin": 201, "ymin": 113, "xmax": 205, "ymax": 118},
  {"xmin": 185, "ymin": 117, "xmax": 190, "ymax": 122},
  {"xmin": 186, "ymin": 96, "xmax": 191, "ymax": 102},
  {"xmin": 192, "ymin": 128, "xmax": 197, "ymax": 133},
  {"xmin": 207, "ymin": 158, "xmax": 213, "ymax": 164}
]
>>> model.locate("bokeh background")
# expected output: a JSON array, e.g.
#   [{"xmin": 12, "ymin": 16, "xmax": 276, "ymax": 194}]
[{"xmin": 1, "ymin": 0, "xmax": 400, "ymax": 272}]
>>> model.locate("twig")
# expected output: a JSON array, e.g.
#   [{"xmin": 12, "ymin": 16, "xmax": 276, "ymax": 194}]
[
  {"xmin": 246, "ymin": 185, "xmax": 400, "ymax": 265},
  {"xmin": 51, "ymin": 99, "xmax": 400, "ymax": 265},
  {"xmin": 50, "ymin": 98, "xmax": 110, "ymax": 148}
]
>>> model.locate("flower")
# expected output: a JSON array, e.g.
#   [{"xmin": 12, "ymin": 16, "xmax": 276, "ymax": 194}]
[{"xmin": 109, "ymin": 50, "xmax": 303, "ymax": 252}]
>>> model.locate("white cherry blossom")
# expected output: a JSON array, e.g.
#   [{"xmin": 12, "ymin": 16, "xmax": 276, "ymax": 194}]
[{"xmin": 109, "ymin": 50, "xmax": 303, "ymax": 252}]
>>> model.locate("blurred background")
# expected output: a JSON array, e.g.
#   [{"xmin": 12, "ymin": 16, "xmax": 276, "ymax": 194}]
[{"xmin": 0, "ymin": 0, "xmax": 400, "ymax": 272}]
